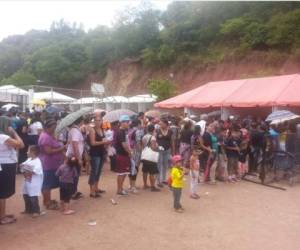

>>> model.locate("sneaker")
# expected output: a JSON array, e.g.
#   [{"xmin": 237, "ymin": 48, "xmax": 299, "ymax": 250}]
[
  {"xmin": 209, "ymin": 181, "xmax": 217, "ymax": 185},
  {"xmin": 174, "ymin": 208, "xmax": 183, "ymax": 213},
  {"xmin": 117, "ymin": 190, "xmax": 128, "ymax": 196},
  {"xmin": 63, "ymin": 210, "xmax": 75, "ymax": 215},
  {"xmin": 131, "ymin": 187, "xmax": 139, "ymax": 194},
  {"xmin": 157, "ymin": 183, "xmax": 164, "ymax": 188},
  {"xmin": 151, "ymin": 187, "xmax": 161, "ymax": 192}
]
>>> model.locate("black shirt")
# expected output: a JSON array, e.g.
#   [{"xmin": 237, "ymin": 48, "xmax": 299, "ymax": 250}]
[
  {"xmin": 180, "ymin": 129, "xmax": 193, "ymax": 144},
  {"xmin": 225, "ymin": 137, "xmax": 241, "ymax": 158},
  {"xmin": 156, "ymin": 129, "xmax": 173, "ymax": 150},
  {"xmin": 115, "ymin": 128, "xmax": 129, "ymax": 156},
  {"xmin": 89, "ymin": 128, "xmax": 106, "ymax": 157}
]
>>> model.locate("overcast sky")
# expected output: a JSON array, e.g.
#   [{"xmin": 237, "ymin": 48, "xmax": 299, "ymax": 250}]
[{"xmin": 0, "ymin": 0, "xmax": 172, "ymax": 41}]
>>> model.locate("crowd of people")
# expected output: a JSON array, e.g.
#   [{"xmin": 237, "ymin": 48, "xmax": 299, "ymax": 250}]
[{"xmin": 0, "ymin": 107, "xmax": 298, "ymax": 224}]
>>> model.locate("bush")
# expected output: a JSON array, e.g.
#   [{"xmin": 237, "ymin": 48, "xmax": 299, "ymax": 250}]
[{"xmin": 147, "ymin": 79, "xmax": 176, "ymax": 101}]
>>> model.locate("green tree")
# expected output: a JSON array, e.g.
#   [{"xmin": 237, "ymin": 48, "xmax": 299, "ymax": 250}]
[
  {"xmin": 0, "ymin": 70, "xmax": 36, "ymax": 86},
  {"xmin": 148, "ymin": 79, "xmax": 176, "ymax": 101}
]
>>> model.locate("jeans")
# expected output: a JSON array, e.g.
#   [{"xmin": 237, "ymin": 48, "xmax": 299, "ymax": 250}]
[
  {"xmin": 172, "ymin": 187, "xmax": 182, "ymax": 209},
  {"xmin": 190, "ymin": 170, "xmax": 199, "ymax": 194},
  {"xmin": 158, "ymin": 149, "xmax": 171, "ymax": 183},
  {"xmin": 88, "ymin": 156, "xmax": 104, "ymax": 185},
  {"xmin": 23, "ymin": 194, "xmax": 40, "ymax": 214}
]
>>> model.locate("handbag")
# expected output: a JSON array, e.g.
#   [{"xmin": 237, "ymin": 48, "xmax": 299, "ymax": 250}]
[{"xmin": 141, "ymin": 136, "xmax": 159, "ymax": 163}]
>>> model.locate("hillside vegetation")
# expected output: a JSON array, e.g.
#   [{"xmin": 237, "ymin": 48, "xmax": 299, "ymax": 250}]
[{"xmin": 0, "ymin": 1, "xmax": 299, "ymax": 91}]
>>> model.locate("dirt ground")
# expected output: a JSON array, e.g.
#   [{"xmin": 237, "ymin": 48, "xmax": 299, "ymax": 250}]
[{"xmin": 1, "ymin": 164, "xmax": 300, "ymax": 250}]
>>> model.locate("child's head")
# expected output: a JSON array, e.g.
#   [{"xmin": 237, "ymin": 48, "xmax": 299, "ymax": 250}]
[
  {"xmin": 172, "ymin": 155, "xmax": 182, "ymax": 167},
  {"xmin": 27, "ymin": 145, "xmax": 39, "ymax": 158},
  {"xmin": 66, "ymin": 157, "xmax": 78, "ymax": 168}
]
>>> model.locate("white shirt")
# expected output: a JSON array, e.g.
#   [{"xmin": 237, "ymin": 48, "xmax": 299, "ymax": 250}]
[
  {"xmin": 21, "ymin": 157, "xmax": 43, "ymax": 196},
  {"xmin": 28, "ymin": 121, "xmax": 43, "ymax": 135},
  {"xmin": 0, "ymin": 134, "xmax": 17, "ymax": 164},
  {"xmin": 66, "ymin": 126, "xmax": 84, "ymax": 158},
  {"xmin": 196, "ymin": 120, "xmax": 206, "ymax": 136}
]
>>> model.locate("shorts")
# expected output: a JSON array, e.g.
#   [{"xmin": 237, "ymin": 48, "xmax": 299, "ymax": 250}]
[
  {"xmin": 0, "ymin": 163, "xmax": 16, "ymax": 199},
  {"xmin": 42, "ymin": 169, "xmax": 59, "ymax": 191},
  {"xmin": 142, "ymin": 160, "xmax": 159, "ymax": 175},
  {"xmin": 116, "ymin": 155, "xmax": 130, "ymax": 175},
  {"xmin": 59, "ymin": 182, "xmax": 74, "ymax": 203}
]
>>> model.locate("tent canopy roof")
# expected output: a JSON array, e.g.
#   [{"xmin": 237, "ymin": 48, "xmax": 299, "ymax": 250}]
[
  {"xmin": 33, "ymin": 91, "xmax": 75, "ymax": 102},
  {"xmin": 155, "ymin": 74, "xmax": 300, "ymax": 109}
]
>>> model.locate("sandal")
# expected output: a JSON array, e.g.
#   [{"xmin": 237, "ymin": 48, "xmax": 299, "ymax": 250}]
[
  {"xmin": 46, "ymin": 202, "xmax": 60, "ymax": 210},
  {"xmin": 96, "ymin": 189, "xmax": 106, "ymax": 194},
  {"xmin": 90, "ymin": 193, "xmax": 101, "ymax": 198},
  {"xmin": 0, "ymin": 217, "xmax": 17, "ymax": 225}
]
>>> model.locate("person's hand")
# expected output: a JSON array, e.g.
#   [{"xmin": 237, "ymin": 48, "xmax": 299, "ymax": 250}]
[{"xmin": 103, "ymin": 139, "xmax": 111, "ymax": 145}]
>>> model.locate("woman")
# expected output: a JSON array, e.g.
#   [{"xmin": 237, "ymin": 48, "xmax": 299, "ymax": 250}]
[
  {"xmin": 156, "ymin": 119, "xmax": 174, "ymax": 187},
  {"xmin": 142, "ymin": 124, "xmax": 160, "ymax": 192},
  {"xmin": 0, "ymin": 116, "xmax": 24, "ymax": 225},
  {"xmin": 28, "ymin": 113, "xmax": 43, "ymax": 145},
  {"xmin": 88, "ymin": 117, "xmax": 109, "ymax": 198},
  {"xmin": 179, "ymin": 121, "xmax": 193, "ymax": 169},
  {"xmin": 38, "ymin": 119, "xmax": 65, "ymax": 209}
]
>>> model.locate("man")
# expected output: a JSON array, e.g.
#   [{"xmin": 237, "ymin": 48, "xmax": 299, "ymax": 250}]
[
  {"xmin": 66, "ymin": 117, "xmax": 84, "ymax": 199},
  {"xmin": 115, "ymin": 115, "xmax": 132, "ymax": 195}
]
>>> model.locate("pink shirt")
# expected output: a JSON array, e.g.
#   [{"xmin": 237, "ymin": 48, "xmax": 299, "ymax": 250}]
[{"xmin": 66, "ymin": 126, "xmax": 84, "ymax": 158}]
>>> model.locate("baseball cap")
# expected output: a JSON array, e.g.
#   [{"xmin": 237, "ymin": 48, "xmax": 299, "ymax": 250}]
[
  {"xmin": 171, "ymin": 155, "xmax": 182, "ymax": 164},
  {"xmin": 119, "ymin": 115, "xmax": 130, "ymax": 122}
]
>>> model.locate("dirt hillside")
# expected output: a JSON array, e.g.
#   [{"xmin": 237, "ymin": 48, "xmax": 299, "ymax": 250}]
[{"xmin": 93, "ymin": 52, "xmax": 300, "ymax": 96}]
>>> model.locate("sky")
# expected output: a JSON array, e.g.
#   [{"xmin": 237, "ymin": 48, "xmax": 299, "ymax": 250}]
[{"xmin": 0, "ymin": 0, "xmax": 172, "ymax": 41}]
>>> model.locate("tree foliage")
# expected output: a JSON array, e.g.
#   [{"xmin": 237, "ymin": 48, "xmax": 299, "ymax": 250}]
[
  {"xmin": 0, "ymin": 2, "xmax": 299, "ymax": 88},
  {"xmin": 147, "ymin": 79, "xmax": 176, "ymax": 101}
]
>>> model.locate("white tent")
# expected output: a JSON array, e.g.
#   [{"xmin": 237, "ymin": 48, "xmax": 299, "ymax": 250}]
[
  {"xmin": 72, "ymin": 97, "xmax": 103, "ymax": 104},
  {"xmin": 128, "ymin": 94, "xmax": 157, "ymax": 103},
  {"xmin": 0, "ymin": 85, "xmax": 28, "ymax": 103},
  {"xmin": 103, "ymin": 96, "xmax": 129, "ymax": 103},
  {"xmin": 0, "ymin": 85, "xmax": 28, "ymax": 95},
  {"xmin": 34, "ymin": 91, "xmax": 75, "ymax": 102}
]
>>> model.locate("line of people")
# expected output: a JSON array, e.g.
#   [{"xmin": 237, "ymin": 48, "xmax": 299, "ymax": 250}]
[{"xmin": 0, "ymin": 109, "xmax": 296, "ymax": 224}]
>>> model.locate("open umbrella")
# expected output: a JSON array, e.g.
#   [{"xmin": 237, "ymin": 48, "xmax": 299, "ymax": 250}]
[
  {"xmin": 266, "ymin": 110, "xmax": 300, "ymax": 125},
  {"xmin": 103, "ymin": 109, "xmax": 136, "ymax": 123},
  {"xmin": 145, "ymin": 109, "xmax": 161, "ymax": 118},
  {"xmin": 55, "ymin": 107, "xmax": 92, "ymax": 134},
  {"xmin": 2, "ymin": 104, "xmax": 19, "ymax": 111},
  {"xmin": 46, "ymin": 106, "xmax": 64, "ymax": 113}
]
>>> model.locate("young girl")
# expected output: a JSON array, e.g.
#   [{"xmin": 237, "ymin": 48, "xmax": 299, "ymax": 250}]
[
  {"xmin": 56, "ymin": 157, "xmax": 78, "ymax": 215},
  {"xmin": 20, "ymin": 145, "xmax": 44, "ymax": 218},
  {"xmin": 170, "ymin": 155, "xmax": 185, "ymax": 213},
  {"xmin": 189, "ymin": 149, "xmax": 200, "ymax": 199}
]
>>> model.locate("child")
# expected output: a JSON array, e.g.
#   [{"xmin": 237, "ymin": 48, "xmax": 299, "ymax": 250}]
[
  {"xmin": 56, "ymin": 157, "xmax": 78, "ymax": 215},
  {"xmin": 170, "ymin": 155, "xmax": 185, "ymax": 213},
  {"xmin": 189, "ymin": 150, "xmax": 200, "ymax": 199},
  {"xmin": 20, "ymin": 145, "xmax": 45, "ymax": 218}
]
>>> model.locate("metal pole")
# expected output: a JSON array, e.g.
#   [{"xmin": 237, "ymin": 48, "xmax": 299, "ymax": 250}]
[{"xmin": 80, "ymin": 89, "xmax": 83, "ymax": 109}]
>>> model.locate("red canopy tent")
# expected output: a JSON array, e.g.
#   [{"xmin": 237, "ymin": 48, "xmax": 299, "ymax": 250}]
[{"xmin": 155, "ymin": 74, "xmax": 300, "ymax": 109}]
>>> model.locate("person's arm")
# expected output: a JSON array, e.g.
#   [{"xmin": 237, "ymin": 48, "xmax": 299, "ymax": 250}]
[
  {"xmin": 6, "ymin": 127, "xmax": 24, "ymax": 149},
  {"xmin": 43, "ymin": 145, "xmax": 65, "ymax": 154}
]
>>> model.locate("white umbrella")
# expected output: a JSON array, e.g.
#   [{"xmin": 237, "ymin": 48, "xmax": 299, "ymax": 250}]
[
  {"xmin": 2, "ymin": 104, "xmax": 19, "ymax": 111},
  {"xmin": 266, "ymin": 110, "xmax": 300, "ymax": 125},
  {"xmin": 55, "ymin": 107, "xmax": 92, "ymax": 134},
  {"xmin": 103, "ymin": 109, "xmax": 136, "ymax": 123}
]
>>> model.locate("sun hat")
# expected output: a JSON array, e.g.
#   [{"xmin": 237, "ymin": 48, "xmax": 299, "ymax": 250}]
[
  {"xmin": 171, "ymin": 155, "xmax": 182, "ymax": 164},
  {"xmin": 119, "ymin": 114, "xmax": 130, "ymax": 122}
]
